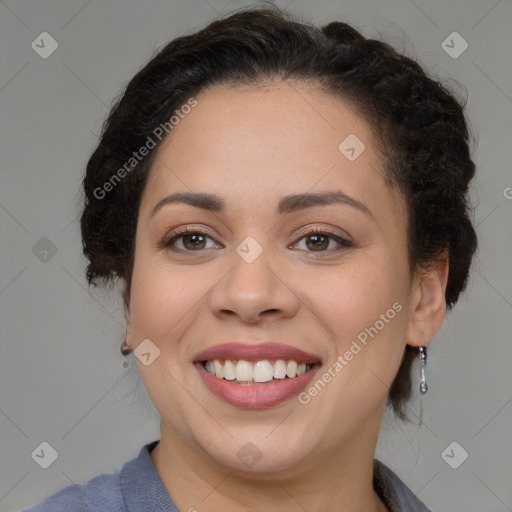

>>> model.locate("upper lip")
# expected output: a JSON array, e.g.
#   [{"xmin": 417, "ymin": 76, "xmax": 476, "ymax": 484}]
[{"xmin": 193, "ymin": 342, "xmax": 321, "ymax": 364}]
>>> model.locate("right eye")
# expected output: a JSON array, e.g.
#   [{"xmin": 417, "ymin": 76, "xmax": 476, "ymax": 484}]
[{"xmin": 161, "ymin": 228, "xmax": 222, "ymax": 252}]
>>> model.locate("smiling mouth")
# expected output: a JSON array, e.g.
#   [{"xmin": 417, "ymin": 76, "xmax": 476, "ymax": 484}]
[{"xmin": 201, "ymin": 359, "xmax": 319, "ymax": 385}]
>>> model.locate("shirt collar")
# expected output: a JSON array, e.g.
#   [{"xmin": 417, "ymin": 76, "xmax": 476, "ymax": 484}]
[{"xmin": 373, "ymin": 459, "xmax": 432, "ymax": 511}]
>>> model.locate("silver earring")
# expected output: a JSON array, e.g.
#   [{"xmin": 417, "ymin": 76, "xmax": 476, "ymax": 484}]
[{"xmin": 418, "ymin": 346, "xmax": 428, "ymax": 394}]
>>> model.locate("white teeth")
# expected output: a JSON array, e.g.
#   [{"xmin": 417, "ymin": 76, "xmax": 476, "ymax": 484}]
[
  {"xmin": 203, "ymin": 358, "xmax": 313, "ymax": 382},
  {"xmin": 235, "ymin": 360, "xmax": 254, "ymax": 382},
  {"xmin": 296, "ymin": 363, "xmax": 307, "ymax": 376},
  {"xmin": 223, "ymin": 360, "xmax": 236, "ymax": 380},
  {"xmin": 286, "ymin": 360, "xmax": 298, "ymax": 378},
  {"xmin": 253, "ymin": 360, "xmax": 274, "ymax": 383},
  {"xmin": 213, "ymin": 359, "xmax": 223, "ymax": 378},
  {"xmin": 273, "ymin": 359, "xmax": 287, "ymax": 379}
]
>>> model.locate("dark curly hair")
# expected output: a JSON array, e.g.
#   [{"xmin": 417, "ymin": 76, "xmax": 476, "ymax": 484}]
[{"xmin": 80, "ymin": 6, "xmax": 478, "ymax": 419}]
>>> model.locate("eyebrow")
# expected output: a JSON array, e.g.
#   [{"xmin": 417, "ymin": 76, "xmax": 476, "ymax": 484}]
[{"xmin": 150, "ymin": 190, "xmax": 374, "ymax": 219}]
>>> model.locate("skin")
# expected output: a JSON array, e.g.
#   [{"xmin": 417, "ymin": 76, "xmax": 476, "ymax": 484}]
[{"xmin": 124, "ymin": 82, "xmax": 449, "ymax": 512}]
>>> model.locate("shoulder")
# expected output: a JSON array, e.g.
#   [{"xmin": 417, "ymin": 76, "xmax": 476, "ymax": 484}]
[
  {"xmin": 20, "ymin": 440, "xmax": 167, "ymax": 512},
  {"xmin": 20, "ymin": 470, "xmax": 125, "ymax": 512},
  {"xmin": 373, "ymin": 459, "xmax": 432, "ymax": 512},
  {"xmin": 20, "ymin": 444, "xmax": 137, "ymax": 512}
]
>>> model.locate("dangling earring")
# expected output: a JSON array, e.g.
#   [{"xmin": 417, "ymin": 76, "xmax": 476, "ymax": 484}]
[{"xmin": 418, "ymin": 346, "xmax": 428, "ymax": 394}]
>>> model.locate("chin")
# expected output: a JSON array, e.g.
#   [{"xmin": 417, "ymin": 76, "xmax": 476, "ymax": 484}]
[{"xmin": 199, "ymin": 432, "xmax": 314, "ymax": 475}]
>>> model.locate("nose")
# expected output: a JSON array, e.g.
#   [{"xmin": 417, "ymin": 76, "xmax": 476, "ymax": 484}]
[{"xmin": 208, "ymin": 243, "xmax": 300, "ymax": 324}]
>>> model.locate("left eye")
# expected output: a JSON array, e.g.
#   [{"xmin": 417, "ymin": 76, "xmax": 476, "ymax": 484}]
[{"xmin": 291, "ymin": 231, "xmax": 353, "ymax": 252}]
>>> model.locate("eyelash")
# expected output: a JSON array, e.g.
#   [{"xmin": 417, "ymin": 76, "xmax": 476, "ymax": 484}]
[{"xmin": 160, "ymin": 225, "xmax": 354, "ymax": 255}]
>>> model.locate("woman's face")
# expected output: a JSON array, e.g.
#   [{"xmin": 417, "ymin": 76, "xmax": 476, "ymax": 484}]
[{"xmin": 127, "ymin": 82, "xmax": 422, "ymax": 473}]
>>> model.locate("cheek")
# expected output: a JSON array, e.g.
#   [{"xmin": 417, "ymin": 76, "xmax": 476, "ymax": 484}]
[
  {"xmin": 318, "ymin": 257, "xmax": 405, "ymax": 335},
  {"xmin": 128, "ymin": 248, "xmax": 199, "ymax": 342},
  {"xmin": 316, "ymin": 256, "xmax": 408, "ymax": 390}
]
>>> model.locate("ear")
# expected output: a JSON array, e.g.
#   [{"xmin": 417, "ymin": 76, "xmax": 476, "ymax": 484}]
[{"xmin": 405, "ymin": 250, "xmax": 449, "ymax": 347}]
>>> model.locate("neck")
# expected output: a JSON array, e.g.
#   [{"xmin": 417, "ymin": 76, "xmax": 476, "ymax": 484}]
[{"xmin": 150, "ymin": 413, "xmax": 389, "ymax": 512}]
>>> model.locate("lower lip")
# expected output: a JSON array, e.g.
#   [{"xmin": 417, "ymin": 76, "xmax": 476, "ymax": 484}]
[{"xmin": 195, "ymin": 362, "xmax": 320, "ymax": 409}]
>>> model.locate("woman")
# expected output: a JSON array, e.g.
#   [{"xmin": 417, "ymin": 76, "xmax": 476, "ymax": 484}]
[{"xmin": 23, "ymin": 6, "xmax": 477, "ymax": 512}]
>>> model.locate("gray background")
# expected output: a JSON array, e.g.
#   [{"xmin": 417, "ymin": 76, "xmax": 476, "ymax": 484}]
[{"xmin": 1, "ymin": 0, "xmax": 511, "ymax": 511}]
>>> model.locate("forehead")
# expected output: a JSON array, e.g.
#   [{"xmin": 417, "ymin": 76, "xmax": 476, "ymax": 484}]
[{"xmin": 141, "ymin": 82, "xmax": 403, "ymax": 222}]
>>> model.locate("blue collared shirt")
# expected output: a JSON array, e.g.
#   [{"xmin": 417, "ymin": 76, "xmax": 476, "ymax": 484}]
[{"xmin": 21, "ymin": 440, "xmax": 431, "ymax": 511}]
